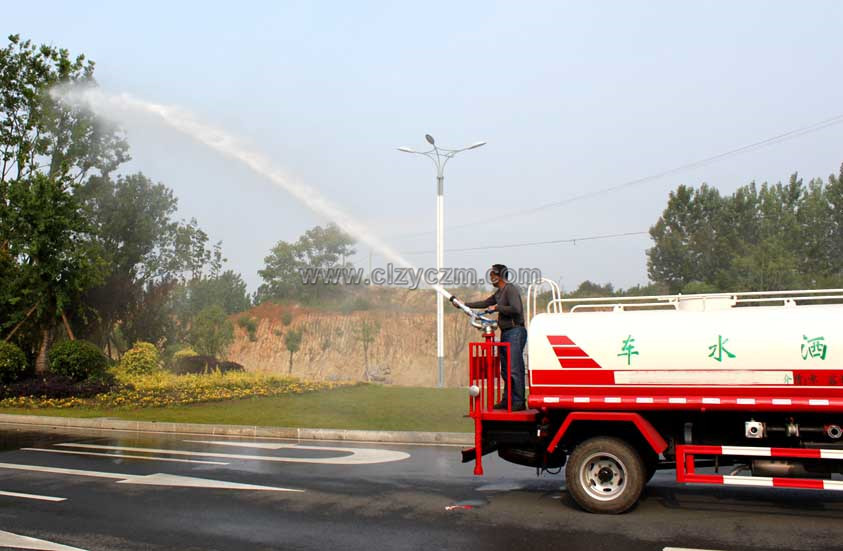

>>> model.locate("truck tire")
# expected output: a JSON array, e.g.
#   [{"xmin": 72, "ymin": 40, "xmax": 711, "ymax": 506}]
[{"xmin": 565, "ymin": 436, "xmax": 645, "ymax": 514}]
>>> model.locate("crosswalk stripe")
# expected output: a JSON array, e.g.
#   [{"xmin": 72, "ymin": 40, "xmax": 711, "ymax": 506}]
[
  {"xmin": 0, "ymin": 490, "xmax": 66, "ymax": 502},
  {"xmin": 0, "ymin": 529, "xmax": 87, "ymax": 550}
]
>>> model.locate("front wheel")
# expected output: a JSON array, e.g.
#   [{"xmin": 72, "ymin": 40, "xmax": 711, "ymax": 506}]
[{"xmin": 564, "ymin": 436, "xmax": 645, "ymax": 514}]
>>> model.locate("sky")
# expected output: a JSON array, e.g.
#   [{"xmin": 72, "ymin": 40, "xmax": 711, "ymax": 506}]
[{"xmin": 6, "ymin": 1, "xmax": 843, "ymax": 293}]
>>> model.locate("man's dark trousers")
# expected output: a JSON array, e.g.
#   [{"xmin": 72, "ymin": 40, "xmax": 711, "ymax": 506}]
[{"xmin": 500, "ymin": 326, "xmax": 527, "ymax": 407}]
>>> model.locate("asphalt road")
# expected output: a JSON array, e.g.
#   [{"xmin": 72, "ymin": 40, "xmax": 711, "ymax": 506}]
[{"xmin": 0, "ymin": 425, "xmax": 842, "ymax": 551}]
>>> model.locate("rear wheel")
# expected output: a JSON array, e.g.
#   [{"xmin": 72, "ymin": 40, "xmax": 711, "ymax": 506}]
[{"xmin": 565, "ymin": 436, "xmax": 645, "ymax": 514}]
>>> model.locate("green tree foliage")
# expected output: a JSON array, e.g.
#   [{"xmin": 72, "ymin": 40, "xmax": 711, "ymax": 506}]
[
  {"xmin": 647, "ymin": 167, "xmax": 843, "ymax": 292},
  {"xmin": 0, "ymin": 34, "xmax": 127, "ymax": 370},
  {"xmin": 77, "ymin": 172, "xmax": 233, "ymax": 352},
  {"xmin": 188, "ymin": 305, "xmax": 234, "ymax": 359},
  {"xmin": 0, "ymin": 35, "xmax": 234, "ymax": 377},
  {"xmin": 5, "ymin": 173, "xmax": 104, "ymax": 371},
  {"xmin": 0, "ymin": 35, "xmax": 129, "ymax": 194},
  {"xmin": 284, "ymin": 328, "xmax": 302, "ymax": 374},
  {"xmin": 172, "ymin": 270, "xmax": 251, "ymax": 327},
  {"xmin": 257, "ymin": 224, "xmax": 355, "ymax": 304},
  {"xmin": 237, "ymin": 316, "xmax": 258, "ymax": 342},
  {"xmin": 0, "ymin": 341, "xmax": 27, "ymax": 382}
]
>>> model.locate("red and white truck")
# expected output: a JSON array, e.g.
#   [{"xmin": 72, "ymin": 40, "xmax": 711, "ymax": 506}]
[{"xmin": 458, "ymin": 284, "xmax": 843, "ymax": 513}]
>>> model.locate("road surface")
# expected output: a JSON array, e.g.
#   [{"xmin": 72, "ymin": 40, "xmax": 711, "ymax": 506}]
[{"xmin": 0, "ymin": 425, "xmax": 841, "ymax": 550}]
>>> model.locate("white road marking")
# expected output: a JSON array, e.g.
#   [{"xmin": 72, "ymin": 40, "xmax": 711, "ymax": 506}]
[
  {"xmin": 0, "ymin": 530, "xmax": 87, "ymax": 550},
  {"xmin": 0, "ymin": 490, "xmax": 66, "ymax": 502},
  {"xmin": 57, "ymin": 442, "xmax": 410, "ymax": 465},
  {"xmin": 184, "ymin": 441, "xmax": 296, "ymax": 450},
  {"xmin": 22, "ymin": 448, "xmax": 229, "ymax": 465},
  {"xmin": 0, "ymin": 462, "xmax": 301, "ymax": 492}
]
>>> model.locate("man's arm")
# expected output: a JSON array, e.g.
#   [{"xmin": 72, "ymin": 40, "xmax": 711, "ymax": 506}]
[
  {"xmin": 463, "ymin": 294, "xmax": 496, "ymax": 309},
  {"xmin": 496, "ymin": 285, "xmax": 523, "ymax": 315}
]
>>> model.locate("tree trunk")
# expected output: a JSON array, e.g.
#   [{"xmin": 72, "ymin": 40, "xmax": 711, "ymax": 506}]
[
  {"xmin": 362, "ymin": 344, "xmax": 369, "ymax": 381},
  {"xmin": 35, "ymin": 327, "xmax": 54, "ymax": 374},
  {"xmin": 60, "ymin": 310, "xmax": 75, "ymax": 340},
  {"xmin": 288, "ymin": 351, "xmax": 293, "ymax": 374},
  {"xmin": 4, "ymin": 304, "xmax": 37, "ymax": 342}
]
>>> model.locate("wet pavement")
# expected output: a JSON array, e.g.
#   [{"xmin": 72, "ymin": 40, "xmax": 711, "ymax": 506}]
[{"xmin": 0, "ymin": 424, "xmax": 842, "ymax": 550}]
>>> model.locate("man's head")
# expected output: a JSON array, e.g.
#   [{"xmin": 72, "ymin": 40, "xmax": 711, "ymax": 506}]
[{"xmin": 490, "ymin": 264, "xmax": 508, "ymax": 288}]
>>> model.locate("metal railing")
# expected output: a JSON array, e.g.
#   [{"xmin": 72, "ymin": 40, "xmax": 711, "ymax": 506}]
[
  {"xmin": 546, "ymin": 288, "xmax": 843, "ymax": 314},
  {"xmin": 526, "ymin": 278, "xmax": 562, "ymax": 327},
  {"xmin": 469, "ymin": 340, "xmax": 511, "ymax": 413}
]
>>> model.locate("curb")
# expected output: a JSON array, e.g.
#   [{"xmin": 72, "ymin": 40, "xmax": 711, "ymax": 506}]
[{"xmin": 0, "ymin": 413, "xmax": 473, "ymax": 446}]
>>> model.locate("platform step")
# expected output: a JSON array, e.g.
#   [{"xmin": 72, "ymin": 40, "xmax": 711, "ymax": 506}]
[{"xmin": 477, "ymin": 409, "xmax": 539, "ymax": 421}]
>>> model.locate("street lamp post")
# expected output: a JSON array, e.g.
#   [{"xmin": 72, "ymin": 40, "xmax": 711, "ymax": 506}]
[{"xmin": 398, "ymin": 135, "xmax": 486, "ymax": 388}]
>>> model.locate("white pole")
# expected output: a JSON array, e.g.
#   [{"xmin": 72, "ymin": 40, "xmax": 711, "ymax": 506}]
[
  {"xmin": 436, "ymin": 174, "xmax": 445, "ymax": 388},
  {"xmin": 397, "ymin": 137, "xmax": 485, "ymax": 389}
]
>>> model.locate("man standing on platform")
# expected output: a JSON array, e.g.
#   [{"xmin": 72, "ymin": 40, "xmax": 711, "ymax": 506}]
[{"xmin": 451, "ymin": 264, "xmax": 527, "ymax": 410}]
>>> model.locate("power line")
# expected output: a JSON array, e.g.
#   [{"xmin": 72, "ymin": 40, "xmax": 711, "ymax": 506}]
[
  {"xmin": 396, "ymin": 112, "xmax": 843, "ymax": 239},
  {"xmin": 397, "ymin": 230, "xmax": 649, "ymax": 256}
]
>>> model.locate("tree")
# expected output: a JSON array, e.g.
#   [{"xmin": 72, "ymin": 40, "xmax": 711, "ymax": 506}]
[
  {"xmin": 172, "ymin": 270, "xmax": 251, "ymax": 323},
  {"xmin": 0, "ymin": 35, "xmax": 128, "ymax": 195},
  {"xmin": 257, "ymin": 224, "xmax": 356, "ymax": 304},
  {"xmin": 76, "ymin": 174, "xmax": 228, "ymax": 352},
  {"xmin": 5, "ymin": 173, "xmax": 104, "ymax": 371},
  {"xmin": 567, "ymin": 280, "xmax": 616, "ymax": 298},
  {"xmin": 647, "ymin": 166, "xmax": 843, "ymax": 293},
  {"xmin": 353, "ymin": 320, "xmax": 380, "ymax": 381},
  {"xmin": 0, "ymin": 34, "xmax": 128, "ymax": 368},
  {"xmin": 75, "ymin": 172, "xmax": 178, "ymax": 350},
  {"xmin": 284, "ymin": 328, "xmax": 302, "ymax": 374},
  {"xmin": 189, "ymin": 305, "xmax": 233, "ymax": 359}
]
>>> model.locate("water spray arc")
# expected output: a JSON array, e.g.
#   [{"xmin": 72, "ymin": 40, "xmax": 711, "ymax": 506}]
[
  {"xmin": 398, "ymin": 136, "xmax": 486, "ymax": 388},
  {"xmin": 51, "ymin": 86, "xmax": 489, "ymax": 384}
]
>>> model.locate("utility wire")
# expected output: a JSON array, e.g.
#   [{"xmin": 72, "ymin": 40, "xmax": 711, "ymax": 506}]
[
  {"xmin": 396, "ymin": 230, "xmax": 649, "ymax": 256},
  {"xmin": 396, "ymin": 112, "xmax": 843, "ymax": 239}
]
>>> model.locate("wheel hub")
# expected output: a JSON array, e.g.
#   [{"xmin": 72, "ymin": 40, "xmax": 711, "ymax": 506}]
[
  {"xmin": 597, "ymin": 466, "xmax": 614, "ymax": 483},
  {"xmin": 579, "ymin": 452, "xmax": 628, "ymax": 501}
]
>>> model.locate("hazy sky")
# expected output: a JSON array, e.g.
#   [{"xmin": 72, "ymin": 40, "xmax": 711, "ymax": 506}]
[{"xmin": 7, "ymin": 1, "xmax": 843, "ymax": 293}]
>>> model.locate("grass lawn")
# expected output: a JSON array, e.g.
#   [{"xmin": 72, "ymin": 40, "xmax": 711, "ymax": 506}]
[{"xmin": 0, "ymin": 385, "xmax": 473, "ymax": 433}]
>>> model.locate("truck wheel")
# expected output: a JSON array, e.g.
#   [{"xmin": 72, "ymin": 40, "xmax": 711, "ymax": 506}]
[{"xmin": 565, "ymin": 436, "xmax": 645, "ymax": 514}]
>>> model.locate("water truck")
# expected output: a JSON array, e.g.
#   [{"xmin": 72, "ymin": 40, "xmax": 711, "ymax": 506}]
[{"xmin": 454, "ymin": 283, "xmax": 843, "ymax": 513}]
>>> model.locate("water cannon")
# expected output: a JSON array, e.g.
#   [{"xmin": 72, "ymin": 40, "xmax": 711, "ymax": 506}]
[{"xmin": 448, "ymin": 295, "xmax": 498, "ymax": 333}]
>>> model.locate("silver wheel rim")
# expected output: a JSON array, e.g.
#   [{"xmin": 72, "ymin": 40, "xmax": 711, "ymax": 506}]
[{"xmin": 579, "ymin": 451, "xmax": 627, "ymax": 501}]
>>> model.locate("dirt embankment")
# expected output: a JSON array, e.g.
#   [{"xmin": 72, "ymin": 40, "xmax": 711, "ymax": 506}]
[{"xmin": 226, "ymin": 291, "xmax": 478, "ymax": 387}]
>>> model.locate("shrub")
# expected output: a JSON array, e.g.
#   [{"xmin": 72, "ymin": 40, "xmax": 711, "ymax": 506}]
[
  {"xmin": 48, "ymin": 340, "xmax": 109, "ymax": 381},
  {"xmin": 238, "ymin": 317, "xmax": 258, "ymax": 341},
  {"xmin": 171, "ymin": 354, "xmax": 218, "ymax": 375},
  {"xmin": 281, "ymin": 311, "xmax": 293, "ymax": 326},
  {"xmin": 0, "ymin": 373, "xmax": 114, "ymax": 400},
  {"xmin": 173, "ymin": 346, "xmax": 199, "ymax": 361},
  {"xmin": 0, "ymin": 342, "xmax": 28, "ymax": 383},
  {"xmin": 120, "ymin": 342, "xmax": 161, "ymax": 375},
  {"xmin": 218, "ymin": 361, "xmax": 245, "ymax": 373}
]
